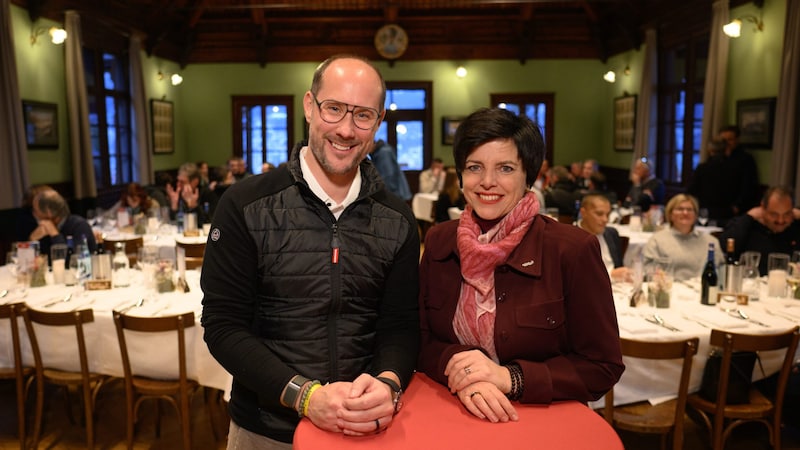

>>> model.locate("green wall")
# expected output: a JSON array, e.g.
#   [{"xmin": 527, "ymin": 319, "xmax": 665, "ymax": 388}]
[{"xmin": 10, "ymin": 0, "xmax": 787, "ymax": 186}]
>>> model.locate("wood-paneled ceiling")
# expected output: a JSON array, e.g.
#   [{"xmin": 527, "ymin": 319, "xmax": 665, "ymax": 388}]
[{"xmin": 16, "ymin": 0, "xmax": 754, "ymax": 67}]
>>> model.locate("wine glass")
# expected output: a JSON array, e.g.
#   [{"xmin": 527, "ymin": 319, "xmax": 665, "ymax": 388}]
[
  {"xmin": 789, "ymin": 252, "xmax": 800, "ymax": 299},
  {"xmin": 697, "ymin": 208, "xmax": 709, "ymax": 227}
]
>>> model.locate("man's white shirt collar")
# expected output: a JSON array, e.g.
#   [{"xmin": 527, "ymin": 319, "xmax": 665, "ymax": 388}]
[{"xmin": 299, "ymin": 146, "xmax": 361, "ymax": 219}]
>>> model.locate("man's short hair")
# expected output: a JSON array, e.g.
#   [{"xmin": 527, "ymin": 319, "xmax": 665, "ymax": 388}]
[
  {"xmin": 761, "ymin": 186, "xmax": 794, "ymax": 205},
  {"xmin": 581, "ymin": 193, "xmax": 610, "ymax": 209},
  {"xmin": 35, "ymin": 190, "xmax": 70, "ymax": 221}
]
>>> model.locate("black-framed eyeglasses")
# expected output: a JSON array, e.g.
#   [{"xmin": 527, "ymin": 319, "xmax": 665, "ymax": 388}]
[{"xmin": 312, "ymin": 94, "xmax": 381, "ymax": 130}]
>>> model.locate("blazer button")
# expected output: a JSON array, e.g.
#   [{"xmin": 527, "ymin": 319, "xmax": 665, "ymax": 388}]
[
  {"xmin": 496, "ymin": 292, "xmax": 507, "ymax": 303},
  {"xmin": 546, "ymin": 316, "xmax": 556, "ymax": 327}
]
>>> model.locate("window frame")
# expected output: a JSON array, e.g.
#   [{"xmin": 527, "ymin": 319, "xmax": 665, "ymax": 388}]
[
  {"xmin": 490, "ymin": 93, "xmax": 554, "ymax": 165},
  {"xmin": 231, "ymin": 95, "xmax": 295, "ymax": 172}
]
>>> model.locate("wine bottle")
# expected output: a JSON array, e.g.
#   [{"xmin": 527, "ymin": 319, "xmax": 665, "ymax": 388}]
[
  {"xmin": 701, "ymin": 243, "xmax": 719, "ymax": 305},
  {"xmin": 724, "ymin": 238, "xmax": 739, "ymax": 292}
]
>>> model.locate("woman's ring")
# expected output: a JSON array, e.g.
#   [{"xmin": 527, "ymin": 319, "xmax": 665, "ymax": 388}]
[
  {"xmin": 470, "ymin": 391, "xmax": 481, "ymax": 399},
  {"xmin": 464, "ymin": 366, "xmax": 472, "ymax": 375},
  {"xmin": 374, "ymin": 418, "xmax": 380, "ymax": 431}
]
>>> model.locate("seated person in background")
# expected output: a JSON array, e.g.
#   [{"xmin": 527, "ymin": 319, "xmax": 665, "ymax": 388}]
[
  {"xmin": 419, "ymin": 157, "xmax": 446, "ymax": 194},
  {"xmin": 145, "ymin": 172, "xmax": 172, "ymax": 210},
  {"xmin": 167, "ymin": 162, "xmax": 218, "ymax": 224},
  {"xmin": 228, "ymin": 156, "xmax": 252, "ymax": 182},
  {"xmin": 196, "ymin": 160, "xmax": 211, "ymax": 189},
  {"xmin": 261, "ymin": 162, "xmax": 276, "ymax": 173},
  {"xmin": 578, "ymin": 194, "xmax": 630, "ymax": 282},
  {"xmin": 107, "ymin": 182, "xmax": 160, "ymax": 218},
  {"xmin": 29, "ymin": 189, "xmax": 97, "ymax": 258},
  {"xmin": 544, "ymin": 165, "xmax": 579, "ymax": 216},
  {"xmin": 532, "ymin": 158, "xmax": 550, "ymax": 191},
  {"xmin": 419, "ymin": 108, "xmax": 623, "ymax": 423},
  {"xmin": 15, "ymin": 184, "xmax": 54, "ymax": 242},
  {"xmin": 642, "ymin": 193, "xmax": 723, "ymax": 281},
  {"xmin": 435, "ymin": 167, "xmax": 465, "ymax": 223},
  {"xmin": 624, "ymin": 158, "xmax": 664, "ymax": 211},
  {"xmin": 577, "ymin": 159, "xmax": 597, "ymax": 190},
  {"xmin": 719, "ymin": 186, "xmax": 800, "ymax": 276},
  {"xmin": 370, "ymin": 139, "xmax": 412, "ymax": 201}
]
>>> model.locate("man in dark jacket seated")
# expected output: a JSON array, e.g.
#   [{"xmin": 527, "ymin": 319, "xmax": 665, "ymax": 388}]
[{"xmin": 578, "ymin": 194, "xmax": 631, "ymax": 282}]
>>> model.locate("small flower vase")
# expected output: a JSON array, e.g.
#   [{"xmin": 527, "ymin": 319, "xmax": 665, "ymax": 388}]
[
  {"xmin": 154, "ymin": 259, "xmax": 175, "ymax": 293},
  {"xmin": 30, "ymin": 255, "xmax": 48, "ymax": 287},
  {"xmin": 646, "ymin": 258, "xmax": 673, "ymax": 308}
]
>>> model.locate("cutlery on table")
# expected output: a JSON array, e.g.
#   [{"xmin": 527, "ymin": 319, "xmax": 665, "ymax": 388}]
[
  {"xmin": 0, "ymin": 289, "xmax": 8, "ymax": 299},
  {"xmin": 764, "ymin": 308, "xmax": 797, "ymax": 321},
  {"xmin": 118, "ymin": 298, "xmax": 145, "ymax": 314},
  {"xmin": 732, "ymin": 309, "xmax": 770, "ymax": 327},
  {"xmin": 644, "ymin": 314, "xmax": 680, "ymax": 332},
  {"xmin": 681, "ymin": 314, "xmax": 709, "ymax": 328},
  {"xmin": 43, "ymin": 293, "xmax": 72, "ymax": 308}
]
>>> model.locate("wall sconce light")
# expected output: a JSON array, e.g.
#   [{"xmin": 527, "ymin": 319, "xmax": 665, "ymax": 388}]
[
  {"xmin": 158, "ymin": 71, "xmax": 184, "ymax": 86},
  {"xmin": 30, "ymin": 26, "xmax": 68, "ymax": 45},
  {"xmin": 723, "ymin": 14, "xmax": 764, "ymax": 38},
  {"xmin": 455, "ymin": 66, "xmax": 468, "ymax": 78},
  {"xmin": 603, "ymin": 70, "xmax": 616, "ymax": 83}
]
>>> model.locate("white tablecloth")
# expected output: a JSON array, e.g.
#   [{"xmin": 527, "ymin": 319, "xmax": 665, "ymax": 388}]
[
  {"xmin": 412, "ymin": 193, "xmax": 439, "ymax": 223},
  {"xmin": 0, "ymin": 265, "xmax": 231, "ymax": 396},
  {"xmin": 590, "ymin": 278, "xmax": 799, "ymax": 409}
]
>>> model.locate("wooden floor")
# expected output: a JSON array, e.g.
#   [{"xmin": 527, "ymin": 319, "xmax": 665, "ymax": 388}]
[{"xmin": 2, "ymin": 377, "xmax": 799, "ymax": 449}]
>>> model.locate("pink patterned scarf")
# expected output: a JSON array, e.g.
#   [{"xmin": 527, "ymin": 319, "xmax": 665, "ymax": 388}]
[{"xmin": 453, "ymin": 192, "xmax": 539, "ymax": 362}]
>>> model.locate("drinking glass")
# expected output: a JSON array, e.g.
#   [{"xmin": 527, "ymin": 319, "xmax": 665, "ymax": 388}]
[
  {"xmin": 739, "ymin": 251, "xmax": 761, "ymax": 302},
  {"xmin": 767, "ymin": 253, "xmax": 790, "ymax": 298},
  {"xmin": 788, "ymin": 251, "xmax": 800, "ymax": 299},
  {"xmin": 697, "ymin": 208, "xmax": 709, "ymax": 226}
]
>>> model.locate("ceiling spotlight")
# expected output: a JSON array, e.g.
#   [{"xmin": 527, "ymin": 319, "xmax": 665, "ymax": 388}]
[
  {"xmin": 603, "ymin": 71, "xmax": 616, "ymax": 83},
  {"xmin": 456, "ymin": 66, "xmax": 468, "ymax": 78}
]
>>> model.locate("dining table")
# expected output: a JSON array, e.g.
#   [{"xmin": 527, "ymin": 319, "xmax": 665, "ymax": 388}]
[
  {"xmin": 590, "ymin": 277, "xmax": 800, "ymax": 409},
  {"xmin": 294, "ymin": 372, "xmax": 623, "ymax": 450},
  {"xmin": 0, "ymin": 264, "xmax": 232, "ymax": 397}
]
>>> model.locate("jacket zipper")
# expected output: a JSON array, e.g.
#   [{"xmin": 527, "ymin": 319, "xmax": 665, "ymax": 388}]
[{"xmin": 328, "ymin": 223, "xmax": 342, "ymax": 380}]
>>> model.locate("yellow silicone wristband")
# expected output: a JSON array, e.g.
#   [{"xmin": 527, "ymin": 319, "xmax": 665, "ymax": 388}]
[{"xmin": 302, "ymin": 383, "xmax": 322, "ymax": 417}]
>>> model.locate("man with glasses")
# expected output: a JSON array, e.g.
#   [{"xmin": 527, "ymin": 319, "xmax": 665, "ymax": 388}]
[
  {"xmin": 201, "ymin": 55, "xmax": 419, "ymax": 448},
  {"xmin": 719, "ymin": 186, "xmax": 800, "ymax": 275}
]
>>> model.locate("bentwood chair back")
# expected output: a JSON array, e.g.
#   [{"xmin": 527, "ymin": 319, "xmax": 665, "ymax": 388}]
[
  {"xmin": 603, "ymin": 337, "xmax": 699, "ymax": 450},
  {"xmin": 22, "ymin": 307, "xmax": 107, "ymax": 450},
  {"xmin": 175, "ymin": 241, "xmax": 206, "ymax": 270},
  {"xmin": 113, "ymin": 310, "xmax": 199, "ymax": 450},
  {"xmin": 686, "ymin": 327, "xmax": 800, "ymax": 450},
  {"xmin": 619, "ymin": 235, "xmax": 630, "ymax": 261},
  {"xmin": 103, "ymin": 236, "xmax": 144, "ymax": 267},
  {"xmin": 0, "ymin": 302, "xmax": 35, "ymax": 449}
]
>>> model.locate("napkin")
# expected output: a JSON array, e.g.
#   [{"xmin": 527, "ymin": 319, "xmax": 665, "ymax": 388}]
[
  {"xmin": 688, "ymin": 311, "xmax": 748, "ymax": 329},
  {"xmin": 617, "ymin": 315, "xmax": 659, "ymax": 334}
]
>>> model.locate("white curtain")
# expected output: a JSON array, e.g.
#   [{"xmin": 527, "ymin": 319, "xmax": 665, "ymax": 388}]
[
  {"xmin": 129, "ymin": 33, "xmax": 154, "ymax": 185},
  {"xmin": 64, "ymin": 10, "xmax": 96, "ymax": 199},
  {"xmin": 770, "ymin": 0, "xmax": 800, "ymax": 193},
  {"xmin": 0, "ymin": 0, "xmax": 30, "ymax": 209},
  {"xmin": 631, "ymin": 27, "xmax": 658, "ymax": 173},
  {"xmin": 699, "ymin": 0, "xmax": 730, "ymax": 162}
]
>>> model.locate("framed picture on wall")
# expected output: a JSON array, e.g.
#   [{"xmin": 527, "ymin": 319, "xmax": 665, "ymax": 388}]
[
  {"xmin": 150, "ymin": 99, "xmax": 174, "ymax": 154},
  {"xmin": 613, "ymin": 95, "xmax": 636, "ymax": 151},
  {"xmin": 441, "ymin": 116, "xmax": 465, "ymax": 145},
  {"xmin": 22, "ymin": 100, "xmax": 59, "ymax": 149},
  {"xmin": 737, "ymin": 97, "xmax": 776, "ymax": 149}
]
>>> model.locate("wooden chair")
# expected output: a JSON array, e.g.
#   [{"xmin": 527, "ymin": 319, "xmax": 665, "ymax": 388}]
[
  {"xmin": 619, "ymin": 235, "xmax": 630, "ymax": 261},
  {"xmin": 603, "ymin": 337, "xmax": 699, "ymax": 450},
  {"xmin": 113, "ymin": 310, "xmax": 201, "ymax": 450},
  {"xmin": 0, "ymin": 302, "xmax": 35, "ymax": 449},
  {"xmin": 102, "ymin": 236, "xmax": 144, "ymax": 267},
  {"xmin": 22, "ymin": 307, "xmax": 108, "ymax": 450},
  {"xmin": 176, "ymin": 240, "xmax": 206, "ymax": 270},
  {"xmin": 686, "ymin": 327, "xmax": 800, "ymax": 450}
]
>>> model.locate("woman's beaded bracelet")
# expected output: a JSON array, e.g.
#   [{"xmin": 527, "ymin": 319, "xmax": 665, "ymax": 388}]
[{"xmin": 506, "ymin": 363, "xmax": 524, "ymax": 401}]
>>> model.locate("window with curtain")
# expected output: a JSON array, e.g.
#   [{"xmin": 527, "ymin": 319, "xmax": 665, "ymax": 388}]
[
  {"xmin": 83, "ymin": 48, "xmax": 133, "ymax": 190},
  {"xmin": 657, "ymin": 34, "xmax": 709, "ymax": 185},
  {"xmin": 374, "ymin": 82, "xmax": 432, "ymax": 172},
  {"xmin": 232, "ymin": 95, "xmax": 294, "ymax": 173},
  {"xmin": 490, "ymin": 94, "xmax": 554, "ymax": 165}
]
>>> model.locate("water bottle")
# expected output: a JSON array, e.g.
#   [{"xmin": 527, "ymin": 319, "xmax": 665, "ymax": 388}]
[
  {"xmin": 112, "ymin": 242, "xmax": 131, "ymax": 287},
  {"xmin": 77, "ymin": 234, "xmax": 92, "ymax": 285}
]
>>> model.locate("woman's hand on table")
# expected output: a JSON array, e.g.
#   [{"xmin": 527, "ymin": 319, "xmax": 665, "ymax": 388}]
[
  {"xmin": 445, "ymin": 350, "xmax": 511, "ymax": 394},
  {"xmin": 458, "ymin": 381, "xmax": 518, "ymax": 423}
]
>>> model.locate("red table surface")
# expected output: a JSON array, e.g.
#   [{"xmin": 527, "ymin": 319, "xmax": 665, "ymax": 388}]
[{"xmin": 294, "ymin": 372, "xmax": 622, "ymax": 450}]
